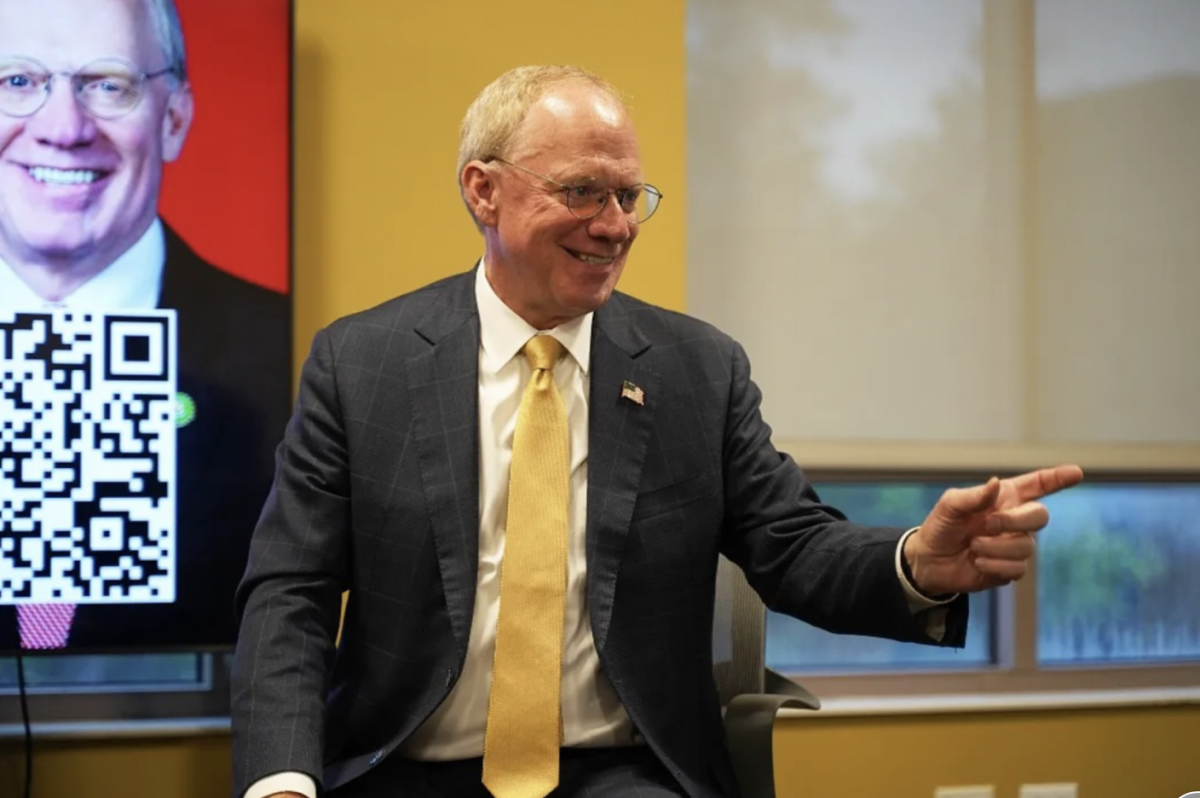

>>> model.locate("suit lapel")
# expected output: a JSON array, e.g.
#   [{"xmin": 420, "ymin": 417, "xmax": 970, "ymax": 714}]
[
  {"xmin": 586, "ymin": 294, "xmax": 657, "ymax": 653},
  {"xmin": 406, "ymin": 273, "xmax": 481, "ymax": 658}
]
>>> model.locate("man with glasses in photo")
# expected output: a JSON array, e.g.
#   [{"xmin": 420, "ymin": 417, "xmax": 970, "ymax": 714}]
[
  {"xmin": 0, "ymin": 0, "xmax": 289, "ymax": 651},
  {"xmin": 232, "ymin": 64, "xmax": 1082, "ymax": 798}
]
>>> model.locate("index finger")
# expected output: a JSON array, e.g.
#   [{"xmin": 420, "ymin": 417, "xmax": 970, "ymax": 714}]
[{"xmin": 1006, "ymin": 464, "xmax": 1084, "ymax": 502}]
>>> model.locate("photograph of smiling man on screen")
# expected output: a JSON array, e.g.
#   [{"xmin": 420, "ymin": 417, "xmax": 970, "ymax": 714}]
[{"xmin": 0, "ymin": 0, "xmax": 290, "ymax": 652}]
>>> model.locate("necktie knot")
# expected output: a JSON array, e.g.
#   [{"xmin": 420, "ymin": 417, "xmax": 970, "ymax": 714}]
[{"xmin": 523, "ymin": 335, "xmax": 564, "ymax": 372}]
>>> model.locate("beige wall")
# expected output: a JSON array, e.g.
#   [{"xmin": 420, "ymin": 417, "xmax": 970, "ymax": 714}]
[{"xmin": 4, "ymin": 2, "xmax": 1199, "ymax": 797}]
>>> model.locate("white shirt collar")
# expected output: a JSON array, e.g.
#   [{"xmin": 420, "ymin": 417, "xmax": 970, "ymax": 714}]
[
  {"xmin": 474, "ymin": 260, "xmax": 593, "ymax": 376},
  {"xmin": 0, "ymin": 218, "xmax": 166, "ymax": 310}
]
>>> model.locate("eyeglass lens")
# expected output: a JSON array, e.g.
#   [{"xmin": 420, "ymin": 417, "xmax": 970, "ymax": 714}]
[
  {"xmin": 566, "ymin": 181, "xmax": 661, "ymax": 223},
  {"xmin": 0, "ymin": 57, "xmax": 148, "ymax": 119}
]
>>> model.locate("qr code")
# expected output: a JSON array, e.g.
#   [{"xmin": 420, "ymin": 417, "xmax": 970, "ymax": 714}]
[{"xmin": 0, "ymin": 310, "xmax": 177, "ymax": 604}]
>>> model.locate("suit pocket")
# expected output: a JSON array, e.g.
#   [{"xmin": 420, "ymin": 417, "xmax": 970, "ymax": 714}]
[{"xmin": 632, "ymin": 470, "xmax": 718, "ymax": 522}]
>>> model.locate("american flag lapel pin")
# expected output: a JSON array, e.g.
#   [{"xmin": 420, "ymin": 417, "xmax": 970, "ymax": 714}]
[{"xmin": 620, "ymin": 380, "xmax": 645, "ymax": 406}]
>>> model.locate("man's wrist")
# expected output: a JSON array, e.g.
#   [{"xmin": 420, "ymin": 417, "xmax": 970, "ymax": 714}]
[{"xmin": 899, "ymin": 528, "xmax": 954, "ymax": 602}]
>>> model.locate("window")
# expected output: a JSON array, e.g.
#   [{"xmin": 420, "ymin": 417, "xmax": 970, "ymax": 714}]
[
  {"xmin": 687, "ymin": 0, "xmax": 1200, "ymax": 459},
  {"xmin": 767, "ymin": 481, "xmax": 994, "ymax": 673},
  {"xmin": 0, "ymin": 652, "xmax": 228, "ymax": 731},
  {"xmin": 690, "ymin": 0, "xmax": 1200, "ymax": 699},
  {"xmin": 1037, "ymin": 483, "xmax": 1200, "ymax": 665},
  {"xmin": 768, "ymin": 478, "xmax": 1200, "ymax": 686},
  {"xmin": 0, "ymin": 653, "xmax": 202, "ymax": 692}
]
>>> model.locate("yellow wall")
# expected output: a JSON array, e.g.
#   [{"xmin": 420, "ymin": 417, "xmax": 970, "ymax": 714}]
[
  {"xmin": 0, "ymin": 735, "xmax": 231, "ymax": 797},
  {"xmin": 775, "ymin": 707, "xmax": 1200, "ymax": 798},
  {"xmin": 4, "ymin": 2, "xmax": 1200, "ymax": 798}
]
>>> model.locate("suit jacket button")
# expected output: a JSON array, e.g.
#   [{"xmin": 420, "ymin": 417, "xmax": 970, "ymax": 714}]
[{"xmin": 369, "ymin": 749, "xmax": 384, "ymax": 766}]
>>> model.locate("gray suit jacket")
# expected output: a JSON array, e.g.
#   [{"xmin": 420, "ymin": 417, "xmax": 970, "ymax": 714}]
[{"xmin": 230, "ymin": 268, "xmax": 968, "ymax": 797}]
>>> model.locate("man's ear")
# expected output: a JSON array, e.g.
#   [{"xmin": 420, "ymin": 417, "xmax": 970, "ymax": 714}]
[
  {"xmin": 160, "ymin": 82, "xmax": 195, "ymax": 163},
  {"xmin": 461, "ymin": 161, "xmax": 499, "ymax": 228}
]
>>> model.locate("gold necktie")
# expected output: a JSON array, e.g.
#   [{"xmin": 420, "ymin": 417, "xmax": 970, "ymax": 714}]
[{"xmin": 482, "ymin": 335, "xmax": 570, "ymax": 798}]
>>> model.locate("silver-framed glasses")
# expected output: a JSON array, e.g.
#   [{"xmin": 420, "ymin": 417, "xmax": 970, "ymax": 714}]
[
  {"xmin": 492, "ymin": 157, "xmax": 663, "ymax": 224},
  {"xmin": 0, "ymin": 56, "xmax": 177, "ymax": 120}
]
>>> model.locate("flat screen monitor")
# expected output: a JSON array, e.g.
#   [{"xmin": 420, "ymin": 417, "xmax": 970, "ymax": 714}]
[{"xmin": 0, "ymin": 0, "xmax": 293, "ymax": 652}]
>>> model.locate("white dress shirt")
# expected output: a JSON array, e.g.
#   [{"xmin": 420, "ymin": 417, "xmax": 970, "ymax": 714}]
[
  {"xmin": 400, "ymin": 264, "xmax": 636, "ymax": 759},
  {"xmin": 0, "ymin": 219, "xmax": 165, "ymax": 311},
  {"xmin": 245, "ymin": 262, "xmax": 952, "ymax": 798}
]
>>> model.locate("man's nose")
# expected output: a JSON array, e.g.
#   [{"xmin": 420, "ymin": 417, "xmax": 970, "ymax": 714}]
[
  {"xmin": 587, "ymin": 195, "xmax": 633, "ymax": 243},
  {"xmin": 27, "ymin": 79, "xmax": 98, "ymax": 147}
]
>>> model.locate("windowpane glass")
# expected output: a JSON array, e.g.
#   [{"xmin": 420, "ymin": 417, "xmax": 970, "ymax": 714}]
[
  {"xmin": 1038, "ymin": 483, "xmax": 1200, "ymax": 665},
  {"xmin": 766, "ymin": 481, "xmax": 994, "ymax": 673}
]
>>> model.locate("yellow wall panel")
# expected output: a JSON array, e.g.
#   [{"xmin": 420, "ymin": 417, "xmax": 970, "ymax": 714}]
[{"xmin": 776, "ymin": 706, "xmax": 1200, "ymax": 798}]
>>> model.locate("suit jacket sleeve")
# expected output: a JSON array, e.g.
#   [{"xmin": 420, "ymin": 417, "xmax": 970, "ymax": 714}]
[
  {"xmin": 231, "ymin": 328, "xmax": 351, "ymax": 794},
  {"xmin": 717, "ymin": 340, "xmax": 967, "ymax": 646}
]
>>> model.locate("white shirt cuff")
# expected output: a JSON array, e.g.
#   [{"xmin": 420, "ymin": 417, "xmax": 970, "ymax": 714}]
[
  {"xmin": 895, "ymin": 527, "xmax": 958, "ymax": 642},
  {"xmin": 243, "ymin": 772, "xmax": 318, "ymax": 798}
]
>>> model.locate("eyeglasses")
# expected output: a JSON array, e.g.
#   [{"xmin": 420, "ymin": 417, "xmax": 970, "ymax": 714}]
[
  {"xmin": 0, "ymin": 56, "xmax": 177, "ymax": 120},
  {"xmin": 491, "ymin": 157, "xmax": 663, "ymax": 224}
]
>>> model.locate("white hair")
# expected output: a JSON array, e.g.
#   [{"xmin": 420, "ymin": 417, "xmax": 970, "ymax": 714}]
[
  {"xmin": 457, "ymin": 65, "xmax": 625, "ymax": 227},
  {"xmin": 144, "ymin": 0, "xmax": 188, "ymax": 82}
]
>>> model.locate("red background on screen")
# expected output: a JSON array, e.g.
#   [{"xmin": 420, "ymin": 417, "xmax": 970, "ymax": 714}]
[{"xmin": 158, "ymin": 0, "xmax": 290, "ymax": 294}]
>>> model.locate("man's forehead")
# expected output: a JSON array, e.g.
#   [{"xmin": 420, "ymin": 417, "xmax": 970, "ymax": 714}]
[
  {"xmin": 518, "ymin": 141, "xmax": 643, "ymax": 187},
  {"xmin": 0, "ymin": 0, "xmax": 154, "ymax": 66},
  {"xmin": 513, "ymin": 86, "xmax": 639, "ymax": 159},
  {"xmin": 538, "ymin": 89, "xmax": 626, "ymax": 126}
]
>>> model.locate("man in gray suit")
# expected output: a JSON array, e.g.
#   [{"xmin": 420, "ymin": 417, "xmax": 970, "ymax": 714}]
[{"xmin": 231, "ymin": 66, "xmax": 1082, "ymax": 798}]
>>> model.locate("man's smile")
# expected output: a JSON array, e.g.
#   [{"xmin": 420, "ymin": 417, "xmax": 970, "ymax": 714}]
[
  {"xmin": 27, "ymin": 165, "xmax": 106, "ymax": 185},
  {"xmin": 564, "ymin": 247, "xmax": 616, "ymax": 265}
]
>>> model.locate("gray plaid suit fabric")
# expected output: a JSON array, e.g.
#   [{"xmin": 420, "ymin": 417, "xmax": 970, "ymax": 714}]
[{"xmin": 230, "ymin": 268, "xmax": 968, "ymax": 798}]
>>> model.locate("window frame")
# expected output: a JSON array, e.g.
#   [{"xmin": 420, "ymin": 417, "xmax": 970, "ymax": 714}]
[{"xmin": 0, "ymin": 651, "xmax": 231, "ymax": 737}]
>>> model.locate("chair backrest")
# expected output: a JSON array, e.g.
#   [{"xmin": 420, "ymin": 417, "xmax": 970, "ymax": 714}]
[
  {"xmin": 712, "ymin": 554, "xmax": 767, "ymax": 705},
  {"xmin": 713, "ymin": 555, "xmax": 821, "ymax": 710},
  {"xmin": 713, "ymin": 555, "xmax": 821, "ymax": 798}
]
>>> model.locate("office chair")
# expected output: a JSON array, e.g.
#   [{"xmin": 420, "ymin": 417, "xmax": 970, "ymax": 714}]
[{"xmin": 713, "ymin": 555, "xmax": 820, "ymax": 798}]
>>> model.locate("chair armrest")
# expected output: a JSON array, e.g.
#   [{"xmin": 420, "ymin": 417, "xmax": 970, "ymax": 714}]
[
  {"xmin": 764, "ymin": 668, "xmax": 820, "ymax": 710},
  {"xmin": 724, "ymin": 692, "xmax": 817, "ymax": 798}
]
